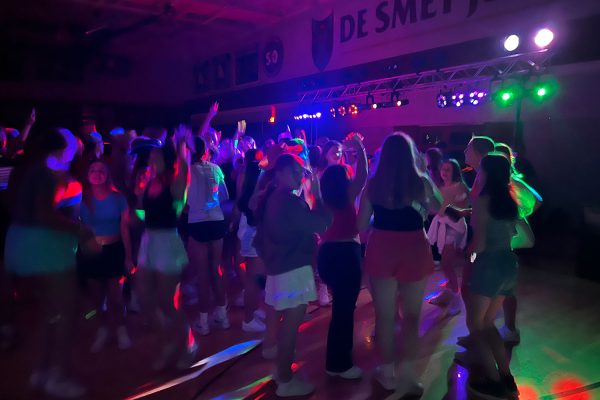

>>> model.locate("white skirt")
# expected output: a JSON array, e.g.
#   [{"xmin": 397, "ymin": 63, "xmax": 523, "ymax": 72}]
[
  {"xmin": 138, "ymin": 229, "xmax": 188, "ymax": 275},
  {"xmin": 265, "ymin": 266, "xmax": 317, "ymax": 311}
]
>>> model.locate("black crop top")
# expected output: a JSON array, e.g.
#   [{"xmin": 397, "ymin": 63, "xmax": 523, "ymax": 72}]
[
  {"xmin": 143, "ymin": 184, "xmax": 177, "ymax": 229},
  {"xmin": 372, "ymin": 204, "xmax": 423, "ymax": 231}
]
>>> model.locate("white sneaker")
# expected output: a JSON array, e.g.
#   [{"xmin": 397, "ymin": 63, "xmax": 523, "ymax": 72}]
[
  {"xmin": 213, "ymin": 306, "xmax": 231, "ymax": 329},
  {"xmin": 318, "ymin": 284, "xmax": 331, "ymax": 306},
  {"xmin": 90, "ymin": 327, "xmax": 109, "ymax": 353},
  {"xmin": 374, "ymin": 364, "xmax": 397, "ymax": 391},
  {"xmin": 499, "ymin": 325, "xmax": 521, "ymax": 343},
  {"xmin": 262, "ymin": 345, "xmax": 277, "ymax": 360},
  {"xmin": 192, "ymin": 320, "xmax": 210, "ymax": 336},
  {"xmin": 117, "ymin": 326, "xmax": 132, "ymax": 350},
  {"xmin": 276, "ymin": 375, "xmax": 315, "ymax": 397},
  {"xmin": 254, "ymin": 308, "xmax": 266, "ymax": 320},
  {"xmin": 44, "ymin": 372, "xmax": 86, "ymax": 399},
  {"xmin": 326, "ymin": 365, "xmax": 363, "ymax": 379},
  {"xmin": 242, "ymin": 318, "xmax": 266, "ymax": 333}
]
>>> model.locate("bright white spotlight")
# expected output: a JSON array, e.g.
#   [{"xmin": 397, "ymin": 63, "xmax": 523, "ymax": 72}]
[
  {"xmin": 534, "ymin": 28, "xmax": 554, "ymax": 48},
  {"xmin": 504, "ymin": 34, "xmax": 520, "ymax": 51},
  {"xmin": 315, "ymin": 112, "xmax": 322, "ymax": 118}
]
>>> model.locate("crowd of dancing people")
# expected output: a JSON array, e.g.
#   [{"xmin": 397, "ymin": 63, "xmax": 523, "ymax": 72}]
[{"xmin": 0, "ymin": 103, "xmax": 541, "ymax": 399}]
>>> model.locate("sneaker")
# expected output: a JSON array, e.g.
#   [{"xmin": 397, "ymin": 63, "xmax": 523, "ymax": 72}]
[
  {"xmin": 117, "ymin": 326, "xmax": 132, "ymax": 350},
  {"xmin": 90, "ymin": 327, "xmax": 109, "ymax": 353},
  {"xmin": 318, "ymin": 284, "xmax": 331, "ymax": 306},
  {"xmin": 44, "ymin": 372, "xmax": 86, "ymax": 399},
  {"xmin": 501, "ymin": 374, "xmax": 519, "ymax": 396},
  {"xmin": 213, "ymin": 306, "xmax": 231, "ymax": 330},
  {"xmin": 468, "ymin": 378, "xmax": 509, "ymax": 400},
  {"xmin": 242, "ymin": 318, "xmax": 266, "ymax": 333},
  {"xmin": 262, "ymin": 345, "xmax": 277, "ymax": 360},
  {"xmin": 499, "ymin": 326, "xmax": 521, "ymax": 343},
  {"xmin": 326, "ymin": 366, "xmax": 363, "ymax": 380},
  {"xmin": 447, "ymin": 293, "xmax": 462, "ymax": 316},
  {"xmin": 254, "ymin": 308, "xmax": 266, "ymax": 320},
  {"xmin": 193, "ymin": 313, "xmax": 210, "ymax": 336},
  {"xmin": 192, "ymin": 320, "xmax": 210, "ymax": 336},
  {"xmin": 276, "ymin": 375, "xmax": 315, "ymax": 397},
  {"xmin": 374, "ymin": 364, "xmax": 397, "ymax": 391},
  {"xmin": 456, "ymin": 335, "xmax": 471, "ymax": 348}
]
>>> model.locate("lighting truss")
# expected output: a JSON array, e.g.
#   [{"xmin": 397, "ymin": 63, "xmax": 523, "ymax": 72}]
[{"xmin": 298, "ymin": 50, "xmax": 553, "ymax": 103}]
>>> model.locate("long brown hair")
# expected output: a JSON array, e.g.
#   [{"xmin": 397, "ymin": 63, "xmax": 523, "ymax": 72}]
[
  {"xmin": 82, "ymin": 158, "xmax": 117, "ymax": 213},
  {"xmin": 368, "ymin": 132, "xmax": 425, "ymax": 208}
]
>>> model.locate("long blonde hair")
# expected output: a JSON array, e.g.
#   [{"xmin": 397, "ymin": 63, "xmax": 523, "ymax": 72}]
[{"xmin": 368, "ymin": 132, "xmax": 425, "ymax": 208}]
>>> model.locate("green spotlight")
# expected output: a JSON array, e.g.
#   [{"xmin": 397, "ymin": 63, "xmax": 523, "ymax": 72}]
[{"xmin": 536, "ymin": 87, "xmax": 547, "ymax": 97}]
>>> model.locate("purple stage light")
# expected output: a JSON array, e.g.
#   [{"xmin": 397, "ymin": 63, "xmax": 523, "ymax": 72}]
[{"xmin": 534, "ymin": 28, "xmax": 554, "ymax": 48}]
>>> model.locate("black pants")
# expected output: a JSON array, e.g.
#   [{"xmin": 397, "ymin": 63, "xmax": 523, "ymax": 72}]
[{"xmin": 317, "ymin": 241, "xmax": 362, "ymax": 372}]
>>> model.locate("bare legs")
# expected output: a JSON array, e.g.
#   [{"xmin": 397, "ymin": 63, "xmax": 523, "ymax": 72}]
[
  {"xmin": 243, "ymin": 257, "xmax": 265, "ymax": 323},
  {"xmin": 187, "ymin": 238, "xmax": 226, "ymax": 315},
  {"xmin": 466, "ymin": 294, "xmax": 511, "ymax": 381},
  {"xmin": 263, "ymin": 304, "xmax": 307, "ymax": 382}
]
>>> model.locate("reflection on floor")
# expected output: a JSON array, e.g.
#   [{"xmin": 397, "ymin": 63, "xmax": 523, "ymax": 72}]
[{"xmin": 1, "ymin": 264, "xmax": 599, "ymax": 400}]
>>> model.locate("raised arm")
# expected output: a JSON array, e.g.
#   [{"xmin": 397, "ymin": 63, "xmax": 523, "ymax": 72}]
[
  {"xmin": 347, "ymin": 137, "xmax": 368, "ymax": 201},
  {"xmin": 198, "ymin": 102, "xmax": 219, "ymax": 138},
  {"xmin": 171, "ymin": 124, "xmax": 190, "ymax": 202}
]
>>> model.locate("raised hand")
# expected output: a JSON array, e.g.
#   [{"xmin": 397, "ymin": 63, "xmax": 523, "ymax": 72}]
[
  {"xmin": 174, "ymin": 123, "xmax": 190, "ymax": 143},
  {"xmin": 28, "ymin": 108, "xmax": 36, "ymax": 125},
  {"xmin": 209, "ymin": 102, "xmax": 219, "ymax": 118}
]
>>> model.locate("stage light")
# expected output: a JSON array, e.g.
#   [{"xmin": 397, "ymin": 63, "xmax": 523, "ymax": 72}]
[
  {"xmin": 338, "ymin": 105, "xmax": 346, "ymax": 117},
  {"xmin": 531, "ymin": 81, "xmax": 556, "ymax": 102},
  {"xmin": 504, "ymin": 35, "xmax": 520, "ymax": 52},
  {"xmin": 451, "ymin": 92, "xmax": 465, "ymax": 107},
  {"xmin": 468, "ymin": 90, "xmax": 488, "ymax": 105},
  {"xmin": 396, "ymin": 100, "xmax": 402, "ymax": 107},
  {"xmin": 371, "ymin": 103, "xmax": 378, "ymax": 109},
  {"xmin": 494, "ymin": 87, "xmax": 518, "ymax": 106},
  {"xmin": 437, "ymin": 92, "xmax": 448, "ymax": 108},
  {"xmin": 315, "ymin": 112, "xmax": 322, "ymax": 118},
  {"xmin": 268, "ymin": 116, "xmax": 275, "ymax": 124},
  {"xmin": 534, "ymin": 28, "xmax": 554, "ymax": 48},
  {"xmin": 349, "ymin": 104, "xmax": 359, "ymax": 116},
  {"xmin": 329, "ymin": 107, "xmax": 336, "ymax": 118}
]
